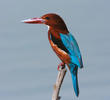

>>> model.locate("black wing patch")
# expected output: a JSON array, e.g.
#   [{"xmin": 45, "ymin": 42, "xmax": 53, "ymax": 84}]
[{"xmin": 50, "ymin": 33, "xmax": 69, "ymax": 54}]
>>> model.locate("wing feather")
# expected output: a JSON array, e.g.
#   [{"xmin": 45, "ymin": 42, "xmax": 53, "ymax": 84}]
[{"xmin": 60, "ymin": 33, "xmax": 83, "ymax": 68}]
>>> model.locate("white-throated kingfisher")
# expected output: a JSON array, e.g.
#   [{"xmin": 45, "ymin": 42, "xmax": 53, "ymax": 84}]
[{"xmin": 22, "ymin": 13, "xmax": 83, "ymax": 97}]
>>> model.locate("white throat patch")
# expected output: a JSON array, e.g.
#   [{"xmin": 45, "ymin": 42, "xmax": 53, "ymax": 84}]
[{"xmin": 47, "ymin": 25, "xmax": 50, "ymax": 31}]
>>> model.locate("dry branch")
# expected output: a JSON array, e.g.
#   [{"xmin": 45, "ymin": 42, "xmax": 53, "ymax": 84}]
[{"xmin": 52, "ymin": 67, "xmax": 67, "ymax": 100}]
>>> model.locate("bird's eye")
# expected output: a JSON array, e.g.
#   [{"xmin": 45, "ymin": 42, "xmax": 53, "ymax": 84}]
[{"xmin": 45, "ymin": 17, "xmax": 50, "ymax": 20}]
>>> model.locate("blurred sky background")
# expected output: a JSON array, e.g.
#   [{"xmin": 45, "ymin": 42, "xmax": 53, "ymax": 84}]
[{"xmin": 0, "ymin": 0, "xmax": 110, "ymax": 100}]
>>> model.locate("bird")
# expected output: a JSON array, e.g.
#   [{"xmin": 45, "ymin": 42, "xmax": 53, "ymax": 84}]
[{"xmin": 22, "ymin": 13, "xmax": 83, "ymax": 97}]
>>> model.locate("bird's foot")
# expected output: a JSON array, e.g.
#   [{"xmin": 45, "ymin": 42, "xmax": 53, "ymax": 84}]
[{"xmin": 57, "ymin": 62, "xmax": 65, "ymax": 71}]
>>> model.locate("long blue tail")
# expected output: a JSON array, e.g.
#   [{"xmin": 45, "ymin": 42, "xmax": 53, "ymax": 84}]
[{"xmin": 69, "ymin": 64, "xmax": 79, "ymax": 97}]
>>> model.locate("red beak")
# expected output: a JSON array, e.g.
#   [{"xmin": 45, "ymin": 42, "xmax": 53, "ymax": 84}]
[{"xmin": 21, "ymin": 18, "xmax": 45, "ymax": 24}]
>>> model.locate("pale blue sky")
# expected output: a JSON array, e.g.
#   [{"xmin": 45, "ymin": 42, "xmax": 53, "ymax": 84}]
[{"xmin": 0, "ymin": 0, "xmax": 110, "ymax": 100}]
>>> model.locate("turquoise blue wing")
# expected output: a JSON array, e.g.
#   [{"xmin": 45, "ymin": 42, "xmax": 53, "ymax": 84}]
[{"xmin": 60, "ymin": 33, "xmax": 83, "ymax": 68}]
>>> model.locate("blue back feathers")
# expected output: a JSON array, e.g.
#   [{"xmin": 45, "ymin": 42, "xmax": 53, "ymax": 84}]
[{"xmin": 60, "ymin": 33, "xmax": 83, "ymax": 68}]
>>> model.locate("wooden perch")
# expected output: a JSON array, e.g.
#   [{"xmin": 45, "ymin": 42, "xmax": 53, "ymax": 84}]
[{"xmin": 52, "ymin": 67, "xmax": 67, "ymax": 100}]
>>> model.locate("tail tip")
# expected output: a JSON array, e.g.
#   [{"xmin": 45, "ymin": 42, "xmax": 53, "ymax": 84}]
[
  {"xmin": 75, "ymin": 91, "xmax": 79, "ymax": 97},
  {"xmin": 76, "ymin": 93, "xmax": 79, "ymax": 97}
]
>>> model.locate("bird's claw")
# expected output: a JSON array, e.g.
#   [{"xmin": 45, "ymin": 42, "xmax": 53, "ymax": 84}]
[{"xmin": 57, "ymin": 62, "xmax": 65, "ymax": 71}]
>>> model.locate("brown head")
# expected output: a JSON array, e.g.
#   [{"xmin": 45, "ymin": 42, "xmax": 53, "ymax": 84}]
[{"xmin": 22, "ymin": 13, "xmax": 69, "ymax": 33}]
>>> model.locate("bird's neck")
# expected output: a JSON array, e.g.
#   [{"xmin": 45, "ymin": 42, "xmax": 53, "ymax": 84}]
[
  {"xmin": 48, "ymin": 27, "xmax": 60, "ymax": 39},
  {"xmin": 48, "ymin": 26, "xmax": 69, "ymax": 38},
  {"xmin": 51, "ymin": 26, "xmax": 68, "ymax": 34}
]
